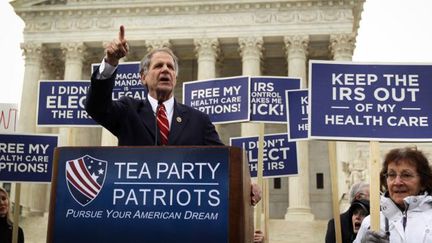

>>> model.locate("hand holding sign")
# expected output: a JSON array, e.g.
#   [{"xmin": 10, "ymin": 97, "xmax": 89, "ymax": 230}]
[{"xmin": 104, "ymin": 25, "xmax": 129, "ymax": 66}]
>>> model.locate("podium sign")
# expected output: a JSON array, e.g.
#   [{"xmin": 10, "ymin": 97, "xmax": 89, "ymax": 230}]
[{"xmin": 48, "ymin": 146, "xmax": 252, "ymax": 243}]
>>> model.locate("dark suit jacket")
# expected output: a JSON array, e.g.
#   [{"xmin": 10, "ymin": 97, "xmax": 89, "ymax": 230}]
[{"xmin": 86, "ymin": 69, "xmax": 223, "ymax": 146}]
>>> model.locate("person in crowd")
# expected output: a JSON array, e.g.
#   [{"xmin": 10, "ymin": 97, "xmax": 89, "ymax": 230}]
[
  {"xmin": 354, "ymin": 147, "xmax": 432, "ymax": 243},
  {"xmin": 85, "ymin": 25, "xmax": 261, "ymax": 205},
  {"xmin": 349, "ymin": 199, "xmax": 370, "ymax": 241},
  {"xmin": 86, "ymin": 25, "xmax": 261, "ymax": 242},
  {"xmin": 0, "ymin": 187, "xmax": 24, "ymax": 243},
  {"xmin": 325, "ymin": 181, "xmax": 370, "ymax": 243},
  {"xmin": 85, "ymin": 25, "xmax": 223, "ymax": 147}
]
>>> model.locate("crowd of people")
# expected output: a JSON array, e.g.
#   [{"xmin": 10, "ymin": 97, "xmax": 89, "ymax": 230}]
[
  {"xmin": 354, "ymin": 147, "xmax": 432, "ymax": 243},
  {"xmin": 7, "ymin": 24, "xmax": 432, "ymax": 243},
  {"xmin": 326, "ymin": 147, "xmax": 432, "ymax": 243}
]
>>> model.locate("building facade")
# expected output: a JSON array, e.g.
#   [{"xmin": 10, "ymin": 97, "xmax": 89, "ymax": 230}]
[{"xmin": 9, "ymin": 0, "xmax": 403, "ymax": 241}]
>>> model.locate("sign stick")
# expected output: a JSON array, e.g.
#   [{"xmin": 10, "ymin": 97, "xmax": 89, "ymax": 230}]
[
  {"xmin": 264, "ymin": 178, "xmax": 270, "ymax": 242},
  {"xmin": 328, "ymin": 141, "xmax": 342, "ymax": 243},
  {"xmin": 369, "ymin": 141, "xmax": 381, "ymax": 231},
  {"xmin": 12, "ymin": 183, "xmax": 21, "ymax": 243},
  {"xmin": 255, "ymin": 123, "xmax": 265, "ymax": 230}
]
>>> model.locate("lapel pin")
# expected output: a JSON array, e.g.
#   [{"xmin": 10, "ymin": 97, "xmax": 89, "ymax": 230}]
[{"xmin": 176, "ymin": 117, "xmax": 182, "ymax": 123}]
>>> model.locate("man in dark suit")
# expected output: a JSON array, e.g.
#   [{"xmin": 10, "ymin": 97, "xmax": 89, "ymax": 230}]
[
  {"xmin": 86, "ymin": 26, "xmax": 222, "ymax": 146},
  {"xmin": 85, "ymin": 25, "xmax": 261, "ymax": 206}
]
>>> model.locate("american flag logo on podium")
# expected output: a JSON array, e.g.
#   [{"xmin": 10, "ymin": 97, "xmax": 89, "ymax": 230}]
[{"xmin": 65, "ymin": 155, "xmax": 107, "ymax": 206}]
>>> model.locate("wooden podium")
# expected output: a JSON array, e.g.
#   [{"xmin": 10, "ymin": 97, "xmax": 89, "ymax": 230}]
[{"xmin": 47, "ymin": 146, "xmax": 253, "ymax": 243}]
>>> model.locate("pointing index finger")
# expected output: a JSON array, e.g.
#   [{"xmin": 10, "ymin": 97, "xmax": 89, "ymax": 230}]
[{"xmin": 119, "ymin": 25, "xmax": 125, "ymax": 41}]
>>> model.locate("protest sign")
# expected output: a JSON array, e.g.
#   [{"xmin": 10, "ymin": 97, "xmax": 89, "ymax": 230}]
[
  {"xmin": 230, "ymin": 133, "xmax": 298, "ymax": 178},
  {"xmin": 37, "ymin": 80, "xmax": 95, "ymax": 126},
  {"xmin": 0, "ymin": 133, "xmax": 58, "ymax": 183},
  {"xmin": 91, "ymin": 62, "xmax": 145, "ymax": 101},
  {"xmin": 286, "ymin": 89, "xmax": 308, "ymax": 141},
  {"xmin": 250, "ymin": 76, "xmax": 300, "ymax": 123},
  {"xmin": 310, "ymin": 61, "xmax": 432, "ymax": 141},
  {"xmin": 0, "ymin": 103, "xmax": 18, "ymax": 133},
  {"xmin": 37, "ymin": 62, "xmax": 145, "ymax": 127},
  {"xmin": 183, "ymin": 76, "xmax": 250, "ymax": 124},
  {"xmin": 49, "ymin": 147, "xmax": 230, "ymax": 243}
]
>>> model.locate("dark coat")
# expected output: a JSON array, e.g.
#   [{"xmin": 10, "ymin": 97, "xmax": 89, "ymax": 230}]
[
  {"xmin": 86, "ymin": 69, "xmax": 223, "ymax": 146},
  {"xmin": 325, "ymin": 199, "xmax": 370, "ymax": 243},
  {"xmin": 0, "ymin": 217, "xmax": 24, "ymax": 243}
]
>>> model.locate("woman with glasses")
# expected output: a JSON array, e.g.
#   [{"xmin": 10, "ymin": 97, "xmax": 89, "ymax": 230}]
[
  {"xmin": 354, "ymin": 147, "xmax": 432, "ymax": 243},
  {"xmin": 0, "ymin": 187, "xmax": 24, "ymax": 243}
]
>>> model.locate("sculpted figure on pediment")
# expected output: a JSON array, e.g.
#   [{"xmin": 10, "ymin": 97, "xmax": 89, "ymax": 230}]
[{"xmin": 343, "ymin": 150, "xmax": 368, "ymax": 190}]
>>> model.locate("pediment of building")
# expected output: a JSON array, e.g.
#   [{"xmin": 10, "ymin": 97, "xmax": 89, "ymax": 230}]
[{"xmin": 12, "ymin": 0, "xmax": 364, "ymax": 45}]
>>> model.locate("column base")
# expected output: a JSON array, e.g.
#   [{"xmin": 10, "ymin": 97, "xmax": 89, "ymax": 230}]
[
  {"xmin": 284, "ymin": 207, "xmax": 315, "ymax": 221},
  {"xmin": 22, "ymin": 208, "xmax": 46, "ymax": 217}
]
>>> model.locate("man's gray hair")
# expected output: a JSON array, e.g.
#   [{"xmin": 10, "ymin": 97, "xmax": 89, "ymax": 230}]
[
  {"xmin": 349, "ymin": 181, "xmax": 369, "ymax": 203},
  {"xmin": 139, "ymin": 47, "xmax": 179, "ymax": 77}
]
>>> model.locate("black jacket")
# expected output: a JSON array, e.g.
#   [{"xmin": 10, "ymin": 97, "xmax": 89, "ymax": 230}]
[
  {"xmin": 0, "ymin": 217, "xmax": 24, "ymax": 243},
  {"xmin": 325, "ymin": 199, "xmax": 370, "ymax": 243}
]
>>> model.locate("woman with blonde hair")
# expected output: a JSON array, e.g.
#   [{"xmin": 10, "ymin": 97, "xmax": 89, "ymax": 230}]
[{"xmin": 0, "ymin": 187, "xmax": 24, "ymax": 243}]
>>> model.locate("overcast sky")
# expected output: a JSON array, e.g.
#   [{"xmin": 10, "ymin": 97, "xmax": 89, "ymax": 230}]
[{"xmin": 1, "ymin": 0, "xmax": 431, "ymax": 104}]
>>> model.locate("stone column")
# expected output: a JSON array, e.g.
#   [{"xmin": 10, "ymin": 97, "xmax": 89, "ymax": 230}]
[
  {"xmin": 18, "ymin": 42, "xmax": 43, "ymax": 133},
  {"xmin": 329, "ymin": 33, "xmax": 358, "ymax": 207},
  {"xmin": 18, "ymin": 42, "xmax": 48, "ymax": 215},
  {"xmin": 194, "ymin": 38, "xmax": 221, "ymax": 133},
  {"xmin": 194, "ymin": 38, "xmax": 219, "ymax": 80},
  {"xmin": 60, "ymin": 42, "xmax": 99, "ymax": 146},
  {"xmin": 37, "ymin": 51, "xmax": 63, "ymax": 135},
  {"xmin": 238, "ymin": 37, "xmax": 263, "ymax": 136},
  {"xmin": 284, "ymin": 35, "xmax": 314, "ymax": 221},
  {"xmin": 330, "ymin": 33, "xmax": 356, "ymax": 61}
]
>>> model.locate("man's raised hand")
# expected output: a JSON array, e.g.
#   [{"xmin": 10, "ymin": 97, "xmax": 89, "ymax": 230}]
[{"xmin": 105, "ymin": 25, "xmax": 129, "ymax": 66}]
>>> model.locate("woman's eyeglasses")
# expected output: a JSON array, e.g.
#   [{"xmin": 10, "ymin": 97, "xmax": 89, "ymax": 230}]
[{"xmin": 384, "ymin": 172, "xmax": 418, "ymax": 182}]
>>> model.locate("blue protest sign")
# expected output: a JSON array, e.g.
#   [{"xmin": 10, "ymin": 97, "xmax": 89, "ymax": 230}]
[
  {"xmin": 183, "ymin": 76, "xmax": 250, "ymax": 124},
  {"xmin": 250, "ymin": 76, "xmax": 300, "ymax": 123},
  {"xmin": 0, "ymin": 133, "xmax": 58, "ymax": 183},
  {"xmin": 37, "ymin": 62, "xmax": 145, "ymax": 127},
  {"xmin": 37, "ymin": 80, "xmax": 96, "ymax": 126},
  {"xmin": 230, "ymin": 133, "xmax": 298, "ymax": 178},
  {"xmin": 91, "ymin": 62, "xmax": 145, "ymax": 101},
  {"xmin": 49, "ymin": 147, "xmax": 229, "ymax": 243},
  {"xmin": 286, "ymin": 89, "xmax": 309, "ymax": 141},
  {"xmin": 310, "ymin": 61, "xmax": 432, "ymax": 141}
]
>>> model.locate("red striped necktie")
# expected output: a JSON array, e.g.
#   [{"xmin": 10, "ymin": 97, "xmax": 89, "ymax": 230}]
[{"xmin": 157, "ymin": 104, "xmax": 170, "ymax": 145}]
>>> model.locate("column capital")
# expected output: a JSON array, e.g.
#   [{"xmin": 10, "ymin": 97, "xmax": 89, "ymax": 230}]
[
  {"xmin": 41, "ymin": 49, "xmax": 65, "ymax": 80},
  {"xmin": 284, "ymin": 35, "xmax": 309, "ymax": 59},
  {"xmin": 329, "ymin": 33, "xmax": 355, "ymax": 61},
  {"xmin": 20, "ymin": 42, "xmax": 44, "ymax": 63},
  {"xmin": 60, "ymin": 42, "xmax": 87, "ymax": 62},
  {"xmin": 238, "ymin": 36, "xmax": 264, "ymax": 59},
  {"xmin": 145, "ymin": 39, "xmax": 172, "ymax": 53},
  {"xmin": 194, "ymin": 38, "xmax": 220, "ymax": 60}
]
